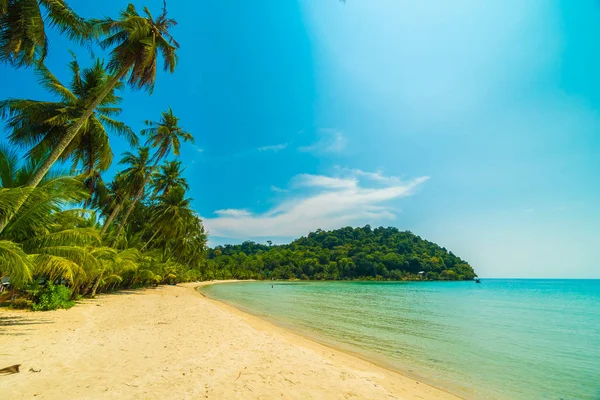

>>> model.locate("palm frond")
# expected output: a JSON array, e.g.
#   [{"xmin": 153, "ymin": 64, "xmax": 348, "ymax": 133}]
[
  {"xmin": 39, "ymin": 0, "xmax": 88, "ymax": 42},
  {"xmin": 35, "ymin": 62, "xmax": 77, "ymax": 103},
  {"xmin": 90, "ymin": 2, "xmax": 179, "ymax": 91},
  {"xmin": 0, "ymin": 0, "xmax": 46, "ymax": 66},
  {"xmin": 0, "ymin": 144, "xmax": 20, "ymax": 188},
  {"xmin": 22, "ymin": 228, "xmax": 100, "ymax": 252},
  {"xmin": 97, "ymin": 115, "xmax": 137, "ymax": 145},
  {"xmin": 0, "ymin": 240, "xmax": 33, "ymax": 286},
  {"xmin": 31, "ymin": 253, "xmax": 85, "ymax": 285}
]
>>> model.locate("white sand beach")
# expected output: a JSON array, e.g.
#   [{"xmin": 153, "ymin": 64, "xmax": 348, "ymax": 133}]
[{"xmin": 0, "ymin": 282, "xmax": 459, "ymax": 399}]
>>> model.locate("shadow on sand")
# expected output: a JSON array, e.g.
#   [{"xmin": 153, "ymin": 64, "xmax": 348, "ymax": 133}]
[{"xmin": 0, "ymin": 315, "xmax": 53, "ymax": 336}]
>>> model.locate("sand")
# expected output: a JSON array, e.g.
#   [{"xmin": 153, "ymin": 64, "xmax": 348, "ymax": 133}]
[{"xmin": 0, "ymin": 281, "xmax": 460, "ymax": 399}]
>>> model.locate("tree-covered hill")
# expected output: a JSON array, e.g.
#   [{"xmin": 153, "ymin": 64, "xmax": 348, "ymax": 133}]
[{"xmin": 207, "ymin": 226, "xmax": 477, "ymax": 281}]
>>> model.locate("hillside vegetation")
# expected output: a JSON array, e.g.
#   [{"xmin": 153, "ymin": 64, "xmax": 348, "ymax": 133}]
[{"xmin": 206, "ymin": 226, "xmax": 477, "ymax": 281}]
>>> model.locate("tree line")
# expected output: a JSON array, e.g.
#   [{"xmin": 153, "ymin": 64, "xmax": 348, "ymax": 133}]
[
  {"xmin": 205, "ymin": 226, "xmax": 477, "ymax": 281},
  {"xmin": 0, "ymin": 0, "xmax": 208, "ymax": 309}
]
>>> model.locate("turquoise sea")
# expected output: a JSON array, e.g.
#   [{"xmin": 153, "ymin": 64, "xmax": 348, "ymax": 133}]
[{"xmin": 200, "ymin": 280, "xmax": 600, "ymax": 400}]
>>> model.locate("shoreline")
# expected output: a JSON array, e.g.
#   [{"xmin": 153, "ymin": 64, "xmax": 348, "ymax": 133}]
[
  {"xmin": 1, "ymin": 281, "xmax": 460, "ymax": 399},
  {"xmin": 197, "ymin": 280, "xmax": 465, "ymax": 399}
]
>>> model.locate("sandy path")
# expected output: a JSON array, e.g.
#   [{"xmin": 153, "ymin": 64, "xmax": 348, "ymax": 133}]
[{"xmin": 0, "ymin": 282, "xmax": 459, "ymax": 399}]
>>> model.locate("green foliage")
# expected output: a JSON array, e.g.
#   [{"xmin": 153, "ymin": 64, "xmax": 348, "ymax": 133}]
[
  {"xmin": 0, "ymin": 1, "xmax": 206, "ymax": 309},
  {"xmin": 207, "ymin": 226, "xmax": 477, "ymax": 281},
  {"xmin": 90, "ymin": 3, "xmax": 179, "ymax": 92},
  {"xmin": 0, "ymin": 57, "xmax": 136, "ymax": 175},
  {"xmin": 9, "ymin": 296, "xmax": 33, "ymax": 309},
  {"xmin": 31, "ymin": 283, "xmax": 75, "ymax": 311},
  {"xmin": 0, "ymin": 0, "xmax": 87, "ymax": 67}
]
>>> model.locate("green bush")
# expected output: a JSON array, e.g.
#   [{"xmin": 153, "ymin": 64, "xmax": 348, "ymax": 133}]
[{"xmin": 32, "ymin": 284, "xmax": 75, "ymax": 311}]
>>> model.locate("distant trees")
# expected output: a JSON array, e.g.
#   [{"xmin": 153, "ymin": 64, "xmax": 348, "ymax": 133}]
[{"xmin": 204, "ymin": 226, "xmax": 477, "ymax": 281}]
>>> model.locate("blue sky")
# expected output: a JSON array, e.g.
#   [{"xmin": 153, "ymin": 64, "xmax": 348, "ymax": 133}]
[{"xmin": 1, "ymin": 0, "xmax": 600, "ymax": 278}]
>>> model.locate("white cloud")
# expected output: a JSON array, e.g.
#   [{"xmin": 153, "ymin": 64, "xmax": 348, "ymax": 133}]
[
  {"xmin": 258, "ymin": 143, "xmax": 288, "ymax": 152},
  {"xmin": 293, "ymin": 174, "xmax": 357, "ymax": 189},
  {"xmin": 348, "ymin": 168, "xmax": 403, "ymax": 185},
  {"xmin": 194, "ymin": 146, "xmax": 204, "ymax": 153},
  {"xmin": 298, "ymin": 128, "xmax": 347, "ymax": 154},
  {"xmin": 203, "ymin": 170, "xmax": 429, "ymax": 238},
  {"xmin": 214, "ymin": 209, "xmax": 252, "ymax": 217},
  {"xmin": 270, "ymin": 185, "xmax": 289, "ymax": 193}
]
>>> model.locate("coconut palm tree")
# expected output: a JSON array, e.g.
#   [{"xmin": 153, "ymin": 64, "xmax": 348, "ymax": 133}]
[
  {"xmin": 0, "ymin": 152, "xmax": 101, "ymax": 291},
  {"xmin": 101, "ymin": 147, "xmax": 151, "ymax": 239},
  {"xmin": 111, "ymin": 108, "xmax": 193, "ymax": 244},
  {"xmin": 151, "ymin": 160, "xmax": 188, "ymax": 197},
  {"xmin": 89, "ymin": 247, "xmax": 140, "ymax": 297},
  {"xmin": 0, "ymin": 57, "xmax": 136, "ymax": 233},
  {"xmin": 0, "ymin": 147, "xmax": 147, "ymax": 297},
  {"xmin": 143, "ymin": 108, "xmax": 193, "ymax": 163},
  {"xmin": 0, "ymin": 3, "xmax": 179, "ymax": 235},
  {"xmin": 3, "ymin": 58, "xmax": 135, "ymax": 170},
  {"xmin": 0, "ymin": 0, "xmax": 87, "ymax": 67},
  {"xmin": 97, "ymin": 173, "xmax": 129, "ymax": 235},
  {"xmin": 140, "ymin": 185, "xmax": 192, "ymax": 251}
]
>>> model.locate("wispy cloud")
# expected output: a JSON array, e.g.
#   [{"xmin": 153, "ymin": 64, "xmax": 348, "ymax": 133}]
[
  {"xmin": 214, "ymin": 209, "xmax": 252, "ymax": 217},
  {"xmin": 270, "ymin": 185, "xmax": 289, "ymax": 193},
  {"xmin": 203, "ymin": 170, "xmax": 429, "ymax": 238},
  {"xmin": 193, "ymin": 146, "xmax": 204, "ymax": 153},
  {"xmin": 298, "ymin": 128, "xmax": 347, "ymax": 154},
  {"xmin": 345, "ymin": 168, "xmax": 402, "ymax": 185},
  {"xmin": 293, "ymin": 174, "xmax": 357, "ymax": 189},
  {"xmin": 258, "ymin": 143, "xmax": 288, "ymax": 152}
]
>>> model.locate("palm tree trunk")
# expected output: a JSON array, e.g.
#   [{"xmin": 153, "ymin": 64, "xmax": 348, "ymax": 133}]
[
  {"xmin": 140, "ymin": 229, "xmax": 160, "ymax": 251},
  {"xmin": 90, "ymin": 270, "xmax": 104, "ymax": 298},
  {"xmin": 0, "ymin": 68, "xmax": 130, "ymax": 235},
  {"xmin": 111, "ymin": 157, "xmax": 161, "ymax": 246},
  {"xmin": 100, "ymin": 202, "xmax": 122, "ymax": 236}
]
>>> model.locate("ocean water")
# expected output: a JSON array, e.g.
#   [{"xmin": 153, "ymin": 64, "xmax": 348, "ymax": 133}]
[{"xmin": 200, "ymin": 280, "xmax": 600, "ymax": 399}]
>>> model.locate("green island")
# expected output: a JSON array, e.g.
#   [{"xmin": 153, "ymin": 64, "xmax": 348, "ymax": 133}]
[{"xmin": 206, "ymin": 226, "xmax": 477, "ymax": 281}]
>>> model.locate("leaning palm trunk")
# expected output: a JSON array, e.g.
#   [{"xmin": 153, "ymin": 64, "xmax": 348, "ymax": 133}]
[
  {"xmin": 0, "ymin": 68, "xmax": 130, "ymax": 235},
  {"xmin": 139, "ymin": 229, "xmax": 160, "ymax": 252},
  {"xmin": 111, "ymin": 157, "xmax": 161, "ymax": 246},
  {"xmin": 90, "ymin": 270, "xmax": 104, "ymax": 298},
  {"xmin": 100, "ymin": 202, "xmax": 122, "ymax": 236}
]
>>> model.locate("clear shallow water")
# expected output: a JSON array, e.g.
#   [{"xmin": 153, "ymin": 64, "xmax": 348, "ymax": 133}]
[{"xmin": 200, "ymin": 280, "xmax": 600, "ymax": 400}]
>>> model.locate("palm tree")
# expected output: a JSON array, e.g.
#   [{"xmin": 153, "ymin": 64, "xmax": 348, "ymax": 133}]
[
  {"xmin": 89, "ymin": 247, "xmax": 140, "ymax": 297},
  {"xmin": 151, "ymin": 160, "xmax": 188, "ymax": 197},
  {"xmin": 0, "ymin": 151, "xmax": 101, "ymax": 290},
  {"xmin": 3, "ymin": 58, "xmax": 135, "ymax": 170},
  {"xmin": 0, "ymin": 3, "xmax": 179, "ymax": 234},
  {"xmin": 97, "ymin": 173, "xmax": 129, "ymax": 235},
  {"xmin": 141, "ymin": 185, "xmax": 192, "ymax": 251},
  {"xmin": 92, "ymin": 3, "xmax": 179, "ymax": 93},
  {"xmin": 0, "ymin": 57, "xmax": 136, "ymax": 233},
  {"xmin": 143, "ymin": 108, "xmax": 193, "ymax": 162},
  {"xmin": 111, "ymin": 108, "xmax": 193, "ymax": 244},
  {"xmin": 101, "ymin": 147, "xmax": 151, "ymax": 238},
  {"xmin": 0, "ymin": 0, "xmax": 86, "ymax": 67}
]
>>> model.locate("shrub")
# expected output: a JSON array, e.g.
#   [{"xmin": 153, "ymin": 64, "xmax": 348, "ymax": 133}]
[
  {"xmin": 10, "ymin": 297, "xmax": 33, "ymax": 309},
  {"xmin": 31, "ymin": 284, "xmax": 75, "ymax": 311}
]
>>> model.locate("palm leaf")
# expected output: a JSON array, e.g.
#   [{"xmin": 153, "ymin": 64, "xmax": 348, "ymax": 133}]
[
  {"xmin": 35, "ymin": 62, "xmax": 77, "ymax": 103},
  {"xmin": 0, "ymin": 240, "xmax": 33, "ymax": 286},
  {"xmin": 31, "ymin": 253, "xmax": 85, "ymax": 285}
]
